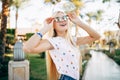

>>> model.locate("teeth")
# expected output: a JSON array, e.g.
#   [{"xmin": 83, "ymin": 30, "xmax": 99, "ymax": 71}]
[
  {"xmin": 60, "ymin": 24, "xmax": 65, "ymax": 26},
  {"xmin": 60, "ymin": 24, "xmax": 66, "ymax": 26}
]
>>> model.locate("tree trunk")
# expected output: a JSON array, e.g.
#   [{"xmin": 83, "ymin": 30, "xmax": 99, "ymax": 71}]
[
  {"xmin": 0, "ymin": 0, "xmax": 9, "ymax": 60},
  {"xmin": 14, "ymin": 8, "xmax": 18, "ymax": 41}
]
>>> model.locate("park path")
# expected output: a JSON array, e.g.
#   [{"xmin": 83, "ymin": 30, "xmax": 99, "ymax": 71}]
[{"xmin": 82, "ymin": 50, "xmax": 120, "ymax": 80}]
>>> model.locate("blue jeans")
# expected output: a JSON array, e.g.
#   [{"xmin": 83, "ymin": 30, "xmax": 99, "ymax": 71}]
[{"xmin": 58, "ymin": 74, "xmax": 76, "ymax": 80}]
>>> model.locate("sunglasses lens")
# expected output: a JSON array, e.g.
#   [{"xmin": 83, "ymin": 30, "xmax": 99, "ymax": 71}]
[
  {"xmin": 63, "ymin": 16, "xmax": 68, "ymax": 20},
  {"xmin": 54, "ymin": 15, "xmax": 68, "ymax": 22},
  {"xmin": 54, "ymin": 17, "xmax": 58, "ymax": 22}
]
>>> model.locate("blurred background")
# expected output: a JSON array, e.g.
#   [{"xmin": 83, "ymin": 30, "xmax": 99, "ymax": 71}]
[{"xmin": 0, "ymin": 0, "xmax": 120, "ymax": 80}]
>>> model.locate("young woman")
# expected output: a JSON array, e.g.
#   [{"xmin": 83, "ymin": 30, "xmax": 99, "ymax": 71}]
[{"xmin": 23, "ymin": 11, "xmax": 100, "ymax": 80}]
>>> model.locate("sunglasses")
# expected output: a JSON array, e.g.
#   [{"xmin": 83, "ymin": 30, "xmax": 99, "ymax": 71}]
[{"xmin": 54, "ymin": 15, "xmax": 69, "ymax": 22}]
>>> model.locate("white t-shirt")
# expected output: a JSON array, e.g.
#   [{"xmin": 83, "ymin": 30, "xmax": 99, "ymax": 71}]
[{"xmin": 47, "ymin": 36, "xmax": 80, "ymax": 80}]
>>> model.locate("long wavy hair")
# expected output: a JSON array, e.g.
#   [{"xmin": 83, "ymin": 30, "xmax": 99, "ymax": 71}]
[{"xmin": 45, "ymin": 11, "xmax": 81, "ymax": 80}]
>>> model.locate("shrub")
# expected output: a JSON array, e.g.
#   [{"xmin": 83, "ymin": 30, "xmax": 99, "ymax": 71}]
[{"xmin": 25, "ymin": 33, "xmax": 34, "ymax": 40}]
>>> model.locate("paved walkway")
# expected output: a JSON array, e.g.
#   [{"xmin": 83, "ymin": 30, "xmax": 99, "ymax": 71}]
[{"xmin": 82, "ymin": 50, "xmax": 120, "ymax": 80}]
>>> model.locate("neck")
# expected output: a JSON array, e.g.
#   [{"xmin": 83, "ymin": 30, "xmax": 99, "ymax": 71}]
[{"xmin": 57, "ymin": 31, "xmax": 66, "ymax": 38}]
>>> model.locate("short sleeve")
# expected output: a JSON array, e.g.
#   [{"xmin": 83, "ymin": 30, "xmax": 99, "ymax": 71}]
[{"xmin": 47, "ymin": 38, "xmax": 60, "ymax": 50}]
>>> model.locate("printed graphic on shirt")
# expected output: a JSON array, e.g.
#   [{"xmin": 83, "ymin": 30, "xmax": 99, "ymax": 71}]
[{"xmin": 47, "ymin": 37, "xmax": 80, "ymax": 80}]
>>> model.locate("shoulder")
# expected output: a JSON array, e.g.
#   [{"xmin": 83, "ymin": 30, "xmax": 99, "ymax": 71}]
[
  {"xmin": 47, "ymin": 37, "xmax": 64, "ymax": 43},
  {"xmin": 46, "ymin": 37, "xmax": 65, "ymax": 49}
]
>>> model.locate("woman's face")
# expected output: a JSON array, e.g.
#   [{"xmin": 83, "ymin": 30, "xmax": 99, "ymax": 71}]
[{"xmin": 53, "ymin": 12, "xmax": 69, "ymax": 33}]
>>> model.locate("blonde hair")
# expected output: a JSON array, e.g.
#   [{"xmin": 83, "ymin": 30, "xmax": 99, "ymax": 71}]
[
  {"xmin": 46, "ymin": 11, "xmax": 80, "ymax": 80},
  {"xmin": 46, "ymin": 11, "xmax": 75, "ymax": 80},
  {"xmin": 46, "ymin": 51, "xmax": 59, "ymax": 80}
]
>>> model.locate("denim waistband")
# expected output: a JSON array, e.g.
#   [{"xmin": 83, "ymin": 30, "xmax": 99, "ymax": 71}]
[{"xmin": 58, "ymin": 74, "xmax": 76, "ymax": 80}]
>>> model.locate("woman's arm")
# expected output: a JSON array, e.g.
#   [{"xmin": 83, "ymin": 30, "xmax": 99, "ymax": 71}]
[
  {"xmin": 23, "ymin": 39, "xmax": 53, "ymax": 53},
  {"xmin": 68, "ymin": 12, "xmax": 101, "ymax": 45},
  {"xmin": 23, "ymin": 18, "xmax": 54, "ymax": 53}
]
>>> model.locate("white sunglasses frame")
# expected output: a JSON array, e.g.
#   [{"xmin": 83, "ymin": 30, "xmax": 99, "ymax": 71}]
[{"xmin": 54, "ymin": 15, "xmax": 69, "ymax": 22}]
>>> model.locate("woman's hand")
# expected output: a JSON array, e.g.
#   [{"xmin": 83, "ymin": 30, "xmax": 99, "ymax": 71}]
[
  {"xmin": 67, "ymin": 12, "xmax": 80, "ymax": 24},
  {"xmin": 40, "ymin": 17, "xmax": 54, "ymax": 34},
  {"xmin": 44, "ymin": 17, "xmax": 54, "ymax": 28}
]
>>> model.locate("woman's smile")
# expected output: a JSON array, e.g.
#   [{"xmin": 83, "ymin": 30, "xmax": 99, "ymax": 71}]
[{"xmin": 59, "ymin": 23, "xmax": 67, "ymax": 27}]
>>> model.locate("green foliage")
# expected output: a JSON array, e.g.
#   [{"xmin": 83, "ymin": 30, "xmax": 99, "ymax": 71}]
[
  {"xmin": 26, "ymin": 54, "xmax": 47, "ymax": 80},
  {"xmin": 102, "ymin": 0, "xmax": 110, "ymax": 3},
  {"xmin": 5, "ymin": 29, "xmax": 15, "ymax": 53},
  {"xmin": 6, "ymin": 29, "xmax": 15, "ymax": 45},
  {"xmin": 113, "ymin": 55, "xmax": 120, "ymax": 65},
  {"xmin": 86, "ymin": 10, "xmax": 104, "ymax": 21},
  {"xmin": 82, "ymin": 53, "xmax": 92, "ymax": 77},
  {"xmin": 0, "ymin": 56, "xmax": 11, "ymax": 78},
  {"xmin": 117, "ymin": 0, "xmax": 120, "ymax": 3},
  {"xmin": 39, "ymin": 52, "xmax": 45, "ymax": 58},
  {"xmin": 6, "ymin": 34, "xmax": 15, "ymax": 45},
  {"xmin": 115, "ymin": 49, "xmax": 120, "ymax": 56},
  {"xmin": 0, "ymin": 28, "xmax": 14, "ymax": 78},
  {"xmin": 103, "ymin": 49, "xmax": 120, "ymax": 65},
  {"xmin": 25, "ymin": 33, "xmax": 34, "ymax": 40},
  {"xmin": 7, "ymin": 28, "xmax": 15, "ymax": 34},
  {"xmin": 107, "ymin": 39, "xmax": 117, "ymax": 47},
  {"xmin": 0, "ymin": 54, "xmax": 47, "ymax": 80},
  {"xmin": 0, "ymin": 50, "xmax": 120, "ymax": 80},
  {"xmin": 0, "ymin": 32, "xmax": 2, "ymax": 44},
  {"xmin": 113, "ymin": 49, "xmax": 120, "ymax": 65},
  {"xmin": 44, "ymin": 0, "xmax": 61, "ymax": 4}
]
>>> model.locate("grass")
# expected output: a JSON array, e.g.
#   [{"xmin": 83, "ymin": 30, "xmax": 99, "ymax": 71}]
[
  {"xmin": 0, "ymin": 53, "xmax": 47, "ymax": 80},
  {"xmin": 102, "ymin": 49, "xmax": 120, "ymax": 65},
  {"xmin": 0, "ymin": 49, "xmax": 120, "ymax": 80},
  {"xmin": 27, "ymin": 54, "xmax": 47, "ymax": 80}
]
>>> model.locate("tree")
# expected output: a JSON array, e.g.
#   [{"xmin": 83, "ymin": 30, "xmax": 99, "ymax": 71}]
[
  {"xmin": 86, "ymin": 10, "xmax": 103, "ymax": 23},
  {"xmin": 11, "ymin": 0, "xmax": 29, "ymax": 40},
  {"xmin": 103, "ymin": 0, "xmax": 120, "ymax": 3},
  {"xmin": 116, "ymin": 11, "xmax": 120, "ymax": 29},
  {"xmin": 44, "ymin": 0, "xmax": 61, "ymax": 4},
  {"xmin": 0, "ymin": 0, "xmax": 28, "ymax": 67},
  {"xmin": 0, "ymin": 0, "xmax": 10, "ymax": 60},
  {"xmin": 102, "ymin": 0, "xmax": 110, "ymax": 3},
  {"xmin": 0, "ymin": 0, "xmax": 28, "ymax": 58},
  {"xmin": 0, "ymin": 0, "xmax": 11, "ymax": 76}
]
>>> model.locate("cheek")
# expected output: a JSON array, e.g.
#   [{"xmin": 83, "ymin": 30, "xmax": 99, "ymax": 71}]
[{"xmin": 53, "ymin": 22, "xmax": 59, "ymax": 30}]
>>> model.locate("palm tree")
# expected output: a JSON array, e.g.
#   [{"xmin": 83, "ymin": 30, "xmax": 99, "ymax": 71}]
[
  {"xmin": 44, "ymin": 0, "xmax": 61, "ymax": 4},
  {"xmin": 0, "ymin": 0, "xmax": 10, "ymax": 60},
  {"xmin": 0, "ymin": 0, "xmax": 12, "ymax": 76},
  {"xmin": 11, "ymin": 0, "xmax": 29, "ymax": 40},
  {"xmin": 0, "ymin": 0, "xmax": 28, "ymax": 59}
]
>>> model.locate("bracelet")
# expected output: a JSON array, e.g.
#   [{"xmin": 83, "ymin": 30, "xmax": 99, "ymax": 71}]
[{"xmin": 37, "ymin": 32, "xmax": 43, "ymax": 38}]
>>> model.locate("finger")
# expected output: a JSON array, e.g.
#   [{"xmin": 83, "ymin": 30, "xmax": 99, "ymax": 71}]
[
  {"xmin": 46, "ymin": 18, "xmax": 51, "ymax": 23},
  {"xmin": 68, "ymin": 13, "xmax": 74, "ymax": 19},
  {"xmin": 48, "ymin": 18, "xmax": 54, "ymax": 24},
  {"xmin": 46, "ymin": 17, "xmax": 54, "ymax": 24},
  {"xmin": 51, "ymin": 18, "xmax": 54, "ymax": 23}
]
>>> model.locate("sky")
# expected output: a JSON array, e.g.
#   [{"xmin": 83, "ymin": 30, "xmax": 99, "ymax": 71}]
[{"xmin": 0, "ymin": 0, "xmax": 120, "ymax": 35}]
